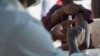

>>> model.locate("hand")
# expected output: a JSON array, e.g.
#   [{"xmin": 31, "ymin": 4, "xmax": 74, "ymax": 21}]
[
  {"xmin": 52, "ymin": 8, "xmax": 64, "ymax": 17},
  {"xmin": 51, "ymin": 8, "xmax": 64, "ymax": 25},
  {"xmin": 50, "ymin": 24, "xmax": 65, "ymax": 41},
  {"xmin": 62, "ymin": 3, "xmax": 79, "ymax": 14}
]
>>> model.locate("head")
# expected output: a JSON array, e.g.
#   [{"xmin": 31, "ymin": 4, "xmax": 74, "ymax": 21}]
[
  {"xmin": 62, "ymin": 0, "xmax": 73, "ymax": 5},
  {"xmin": 19, "ymin": 0, "xmax": 36, "ymax": 8},
  {"xmin": 63, "ymin": 3, "xmax": 80, "ymax": 14},
  {"xmin": 61, "ymin": 0, "xmax": 79, "ymax": 14}
]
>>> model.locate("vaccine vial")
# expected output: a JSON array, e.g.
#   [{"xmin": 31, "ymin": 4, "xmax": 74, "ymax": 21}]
[{"xmin": 68, "ymin": 15, "xmax": 72, "ymax": 20}]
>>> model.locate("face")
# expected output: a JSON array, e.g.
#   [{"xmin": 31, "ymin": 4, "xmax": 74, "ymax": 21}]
[{"xmin": 62, "ymin": 3, "xmax": 79, "ymax": 14}]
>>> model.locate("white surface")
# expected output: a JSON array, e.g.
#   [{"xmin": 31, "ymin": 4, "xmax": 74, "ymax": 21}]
[
  {"xmin": 89, "ymin": 18, "xmax": 100, "ymax": 48},
  {"xmin": 27, "ymin": 0, "xmax": 42, "ymax": 20},
  {"xmin": 83, "ymin": 49, "xmax": 100, "ymax": 56},
  {"xmin": 74, "ymin": 0, "xmax": 91, "ymax": 10},
  {"xmin": 27, "ymin": 0, "xmax": 57, "ymax": 20}
]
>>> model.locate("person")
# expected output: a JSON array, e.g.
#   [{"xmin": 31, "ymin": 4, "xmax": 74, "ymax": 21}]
[
  {"xmin": 41, "ymin": 0, "xmax": 94, "ymax": 51},
  {"xmin": 0, "ymin": 0, "xmax": 83, "ymax": 56}
]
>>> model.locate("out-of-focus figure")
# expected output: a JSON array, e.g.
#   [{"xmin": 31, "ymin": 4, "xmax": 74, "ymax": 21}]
[{"xmin": 42, "ymin": 0, "xmax": 94, "ymax": 52}]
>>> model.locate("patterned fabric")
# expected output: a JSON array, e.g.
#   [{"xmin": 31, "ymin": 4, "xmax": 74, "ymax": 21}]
[{"xmin": 42, "ymin": 4, "xmax": 93, "ymax": 31}]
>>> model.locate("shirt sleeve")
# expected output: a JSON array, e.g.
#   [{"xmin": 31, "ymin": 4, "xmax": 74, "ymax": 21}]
[
  {"xmin": 78, "ymin": 5, "xmax": 93, "ymax": 24},
  {"xmin": 71, "ymin": 53, "xmax": 83, "ymax": 56},
  {"xmin": 41, "ymin": 4, "xmax": 61, "ymax": 31}
]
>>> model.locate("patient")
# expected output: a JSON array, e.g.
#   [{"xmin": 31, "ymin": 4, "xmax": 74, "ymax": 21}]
[{"xmin": 42, "ymin": 0, "xmax": 94, "ymax": 51}]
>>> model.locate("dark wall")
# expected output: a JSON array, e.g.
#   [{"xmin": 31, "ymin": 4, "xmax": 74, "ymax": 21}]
[{"xmin": 91, "ymin": 0, "xmax": 100, "ymax": 18}]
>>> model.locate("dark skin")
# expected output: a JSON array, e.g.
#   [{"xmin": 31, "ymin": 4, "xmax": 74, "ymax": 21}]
[{"xmin": 19, "ymin": 0, "xmax": 85, "ymax": 55}]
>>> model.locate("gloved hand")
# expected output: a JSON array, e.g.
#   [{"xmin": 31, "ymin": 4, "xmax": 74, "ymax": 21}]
[{"xmin": 67, "ymin": 26, "xmax": 85, "ymax": 55}]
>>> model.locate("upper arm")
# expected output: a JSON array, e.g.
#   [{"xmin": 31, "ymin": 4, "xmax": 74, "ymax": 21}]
[
  {"xmin": 74, "ymin": 13, "xmax": 88, "ymax": 29},
  {"xmin": 74, "ymin": 13, "xmax": 90, "ymax": 47}
]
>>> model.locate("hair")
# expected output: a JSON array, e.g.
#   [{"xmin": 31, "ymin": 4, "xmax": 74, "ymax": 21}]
[
  {"xmin": 62, "ymin": 0, "xmax": 73, "ymax": 5},
  {"xmin": 19, "ymin": 0, "xmax": 36, "ymax": 7}
]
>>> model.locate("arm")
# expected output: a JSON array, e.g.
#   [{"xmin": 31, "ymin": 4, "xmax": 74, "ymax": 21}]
[
  {"xmin": 50, "ymin": 19, "xmax": 73, "ymax": 41},
  {"xmin": 51, "ymin": 8, "xmax": 64, "ymax": 25},
  {"xmin": 74, "ymin": 13, "xmax": 90, "ymax": 48},
  {"xmin": 42, "ymin": 5, "xmax": 64, "ymax": 31},
  {"xmin": 65, "ymin": 13, "xmax": 89, "ymax": 55}
]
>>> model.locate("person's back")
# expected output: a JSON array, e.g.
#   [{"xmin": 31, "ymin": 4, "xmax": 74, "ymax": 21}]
[
  {"xmin": 0, "ymin": 0, "xmax": 36, "ymax": 56},
  {"xmin": 0, "ymin": 0, "xmax": 50, "ymax": 56},
  {"xmin": 0, "ymin": 0, "xmax": 66, "ymax": 56}
]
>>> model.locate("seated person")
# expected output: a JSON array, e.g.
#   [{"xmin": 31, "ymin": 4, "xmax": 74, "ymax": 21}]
[{"xmin": 42, "ymin": 0, "xmax": 94, "ymax": 51}]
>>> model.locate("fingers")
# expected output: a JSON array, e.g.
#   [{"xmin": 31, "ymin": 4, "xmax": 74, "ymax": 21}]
[{"xmin": 50, "ymin": 24, "xmax": 65, "ymax": 40}]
